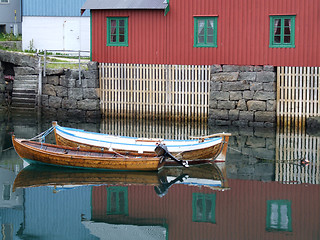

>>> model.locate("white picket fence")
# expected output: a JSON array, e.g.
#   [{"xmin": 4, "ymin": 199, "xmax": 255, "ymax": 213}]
[
  {"xmin": 99, "ymin": 63, "xmax": 210, "ymax": 121},
  {"xmin": 277, "ymin": 66, "xmax": 320, "ymax": 127}
]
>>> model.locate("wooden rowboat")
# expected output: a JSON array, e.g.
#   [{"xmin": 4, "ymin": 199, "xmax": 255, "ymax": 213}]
[
  {"xmin": 53, "ymin": 122, "xmax": 231, "ymax": 164},
  {"xmin": 12, "ymin": 136, "xmax": 165, "ymax": 171}
]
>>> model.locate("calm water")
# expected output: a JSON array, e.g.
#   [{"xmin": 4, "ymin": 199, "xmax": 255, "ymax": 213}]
[{"xmin": 0, "ymin": 110, "xmax": 319, "ymax": 240}]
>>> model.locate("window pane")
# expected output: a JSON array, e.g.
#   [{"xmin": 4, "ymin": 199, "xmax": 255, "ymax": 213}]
[
  {"xmin": 119, "ymin": 192, "xmax": 125, "ymax": 213},
  {"xmin": 207, "ymin": 20, "xmax": 214, "ymax": 35},
  {"xmin": 196, "ymin": 199, "xmax": 203, "ymax": 220},
  {"xmin": 119, "ymin": 27, "xmax": 125, "ymax": 35},
  {"xmin": 284, "ymin": 26, "xmax": 291, "ymax": 35},
  {"xmin": 111, "ymin": 35, "xmax": 117, "ymax": 42},
  {"xmin": 207, "ymin": 36, "xmax": 213, "ymax": 43},
  {"xmin": 110, "ymin": 192, "xmax": 117, "ymax": 212},
  {"xmin": 274, "ymin": 19, "xmax": 281, "ymax": 35},
  {"xmin": 205, "ymin": 199, "xmax": 213, "ymax": 221},
  {"xmin": 274, "ymin": 36, "xmax": 281, "ymax": 43},
  {"xmin": 3, "ymin": 184, "xmax": 10, "ymax": 200},
  {"xmin": 119, "ymin": 35, "xmax": 125, "ymax": 42},
  {"xmin": 111, "ymin": 26, "xmax": 117, "ymax": 35},
  {"xmin": 198, "ymin": 36, "xmax": 204, "ymax": 43},
  {"xmin": 198, "ymin": 20, "xmax": 205, "ymax": 35},
  {"xmin": 284, "ymin": 35, "xmax": 291, "ymax": 43},
  {"xmin": 284, "ymin": 19, "xmax": 291, "ymax": 27},
  {"xmin": 119, "ymin": 20, "xmax": 125, "ymax": 27}
]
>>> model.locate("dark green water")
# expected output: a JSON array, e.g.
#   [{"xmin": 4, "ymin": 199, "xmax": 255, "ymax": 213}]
[{"xmin": 0, "ymin": 110, "xmax": 319, "ymax": 240}]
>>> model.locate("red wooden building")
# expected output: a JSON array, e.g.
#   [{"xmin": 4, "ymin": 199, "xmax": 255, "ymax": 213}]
[
  {"xmin": 81, "ymin": 0, "xmax": 320, "ymax": 121},
  {"xmin": 82, "ymin": 0, "xmax": 320, "ymax": 67},
  {"xmin": 90, "ymin": 180, "xmax": 320, "ymax": 240}
]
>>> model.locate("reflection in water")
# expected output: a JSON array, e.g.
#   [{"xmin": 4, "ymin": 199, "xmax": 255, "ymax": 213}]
[
  {"xmin": 13, "ymin": 163, "xmax": 228, "ymax": 197},
  {"xmin": 0, "ymin": 112, "xmax": 320, "ymax": 239},
  {"xmin": 276, "ymin": 126, "xmax": 320, "ymax": 184}
]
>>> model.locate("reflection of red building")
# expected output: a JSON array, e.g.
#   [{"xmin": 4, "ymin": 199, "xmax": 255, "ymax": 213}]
[{"xmin": 91, "ymin": 180, "xmax": 320, "ymax": 240}]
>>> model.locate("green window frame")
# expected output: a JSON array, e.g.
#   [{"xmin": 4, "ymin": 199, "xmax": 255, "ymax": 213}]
[
  {"xmin": 269, "ymin": 15, "xmax": 295, "ymax": 48},
  {"xmin": 107, "ymin": 186, "xmax": 128, "ymax": 215},
  {"xmin": 107, "ymin": 17, "xmax": 128, "ymax": 47},
  {"xmin": 194, "ymin": 17, "xmax": 217, "ymax": 48},
  {"xmin": 192, "ymin": 193, "xmax": 216, "ymax": 223},
  {"xmin": 266, "ymin": 200, "xmax": 292, "ymax": 232}
]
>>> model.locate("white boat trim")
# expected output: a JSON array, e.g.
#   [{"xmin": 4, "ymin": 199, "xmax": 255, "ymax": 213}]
[{"xmin": 55, "ymin": 125, "xmax": 223, "ymax": 153}]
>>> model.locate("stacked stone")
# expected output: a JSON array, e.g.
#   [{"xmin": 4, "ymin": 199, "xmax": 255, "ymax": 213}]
[
  {"xmin": 41, "ymin": 62, "xmax": 101, "ymax": 121},
  {"xmin": 209, "ymin": 65, "xmax": 276, "ymax": 127}
]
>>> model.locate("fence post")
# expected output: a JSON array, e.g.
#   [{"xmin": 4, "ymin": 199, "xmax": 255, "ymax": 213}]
[
  {"xmin": 37, "ymin": 53, "xmax": 42, "ymax": 110},
  {"xmin": 43, "ymin": 50, "xmax": 47, "ymax": 77},
  {"xmin": 78, "ymin": 50, "xmax": 81, "ymax": 83}
]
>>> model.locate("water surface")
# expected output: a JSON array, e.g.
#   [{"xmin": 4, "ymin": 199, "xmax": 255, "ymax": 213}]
[{"xmin": 0, "ymin": 111, "xmax": 319, "ymax": 240}]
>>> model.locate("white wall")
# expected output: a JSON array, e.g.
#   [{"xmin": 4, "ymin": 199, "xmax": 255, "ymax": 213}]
[{"xmin": 22, "ymin": 16, "xmax": 90, "ymax": 52}]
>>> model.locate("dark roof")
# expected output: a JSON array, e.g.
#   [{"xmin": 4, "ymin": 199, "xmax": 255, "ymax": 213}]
[{"xmin": 81, "ymin": 0, "xmax": 168, "ymax": 10}]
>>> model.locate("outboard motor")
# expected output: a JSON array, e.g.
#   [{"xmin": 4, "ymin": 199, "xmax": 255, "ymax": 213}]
[{"xmin": 155, "ymin": 143, "xmax": 189, "ymax": 167}]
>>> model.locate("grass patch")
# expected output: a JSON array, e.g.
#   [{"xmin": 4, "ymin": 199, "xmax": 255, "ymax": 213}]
[
  {"xmin": 0, "ymin": 32, "xmax": 22, "ymax": 41},
  {"xmin": 46, "ymin": 62, "xmax": 88, "ymax": 70}
]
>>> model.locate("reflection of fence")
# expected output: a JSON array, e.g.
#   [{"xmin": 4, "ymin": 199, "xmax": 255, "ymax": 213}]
[
  {"xmin": 276, "ymin": 127, "xmax": 320, "ymax": 184},
  {"xmin": 99, "ymin": 63, "xmax": 210, "ymax": 121},
  {"xmin": 101, "ymin": 116, "xmax": 209, "ymax": 140},
  {"xmin": 277, "ymin": 66, "xmax": 320, "ymax": 127}
]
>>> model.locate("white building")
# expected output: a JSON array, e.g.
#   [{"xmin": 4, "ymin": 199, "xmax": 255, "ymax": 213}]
[{"xmin": 22, "ymin": 0, "xmax": 90, "ymax": 52}]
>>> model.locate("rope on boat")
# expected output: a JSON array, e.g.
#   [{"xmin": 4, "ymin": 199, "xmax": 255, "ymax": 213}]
[{"xmin": 28, "ymin": 126, "xmax": 56, "ymax": 142}]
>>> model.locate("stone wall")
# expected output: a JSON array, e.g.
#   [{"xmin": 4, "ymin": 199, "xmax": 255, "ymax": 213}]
[
  {"xmin": 0, "ymin": 41, "xmax": 22, "ymax": 51},
  {"xmin": 209, "ymin": 124, "xmax": 276, "ymax": 181},
  {"xmin": 41, "ymin": 62, "xmax": 101, "ymax": 121},
  {"xmin": 0, "ymin": 50, "xmax": 101, "ymax": 121},
  {"xmin": 209, "ymin": 65, "xmax": 276, "ymax": 127}
]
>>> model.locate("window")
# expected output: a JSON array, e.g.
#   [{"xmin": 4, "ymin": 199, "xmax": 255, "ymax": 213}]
[
  {"xmin": 192, "ymin": 193, "xmax": 216, "ymax": 223},
  {"xmin": 3, "ymin": 184, "xmax": 11, "ymax": 200},
  {"xmin": 107, "ymin": 17, "xmax": 128, "ymax": 47},
  {"xmin": 270, "ymin": 15, "xmax": 295, "ymax": 48},
  {"xmin": 107, "ymin": 186, "xmax": 128, "ymax": 215},
  {"xmin": 194, "ymin": 17, "xmax": 217, "ymax": 48},
  {"xmin": 0, "ymin": 0, "xmax": 9, "ymax": 3},
  {"xmin": 266, "ymin": 200, "xmax": 292, "ymax": 232}
]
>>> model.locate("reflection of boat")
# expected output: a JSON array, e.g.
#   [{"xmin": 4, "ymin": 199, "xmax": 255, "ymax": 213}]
[
  {"xmin": 13, "ymin": 163, "xmax": 228, "ymax": 196},
  {"xmin": 53, "ymin": 122, "xmax": 231, "ymax": 164},
  {"xmin": 12, "ymin": 136, "xmax": 165, "ymax": 171}
]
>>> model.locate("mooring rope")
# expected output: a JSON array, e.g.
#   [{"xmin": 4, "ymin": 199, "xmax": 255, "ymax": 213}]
[
  {"xmin": 28, "ymin": 126, "xmax": 55, "ymax": 142},
  {"xmin": 228, "ymin": 146, "xmax": 309, "ymax": 166}
]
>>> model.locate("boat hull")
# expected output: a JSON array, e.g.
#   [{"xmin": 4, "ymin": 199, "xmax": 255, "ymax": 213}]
[
  {"xmin": 53, "ymin": 123, "xmax": 231, "ymax": 164},
  {"xmin": 12, "ymin": 136, "xmax": 164, "ymax": 171}
]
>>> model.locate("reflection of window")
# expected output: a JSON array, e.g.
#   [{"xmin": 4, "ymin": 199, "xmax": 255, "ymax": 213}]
[
  {"xmin": 3, "ymin": 184, "xmax": 11, "ymax": 200},
  {"xmin": 192, "ymin": 193, "xmax": 216, "ymax": 223},
  {"xmin": 107, "ymin": 186, "xmax": 128, "ymax": 215},
  {"xmin": 107, "ymin": 17, "xmax": 128, "ymax": 47},
  {"xmin": 266, "ymin": 200, "xmax": 292, "ymax": 232},
  {"xmin": 0, "ymin": 0, "xmax": 9, "ymax": 3},
  {"xmin": 269, "ymin": 15, "xmax": 295, "ymax": 48},
  {"xmin": 1, "ymin": 224, "xmax": 13, "ymax": 239},
  {"xmin": 194, "ymin": 17, "xmax": 217, "ymax": 48}
]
